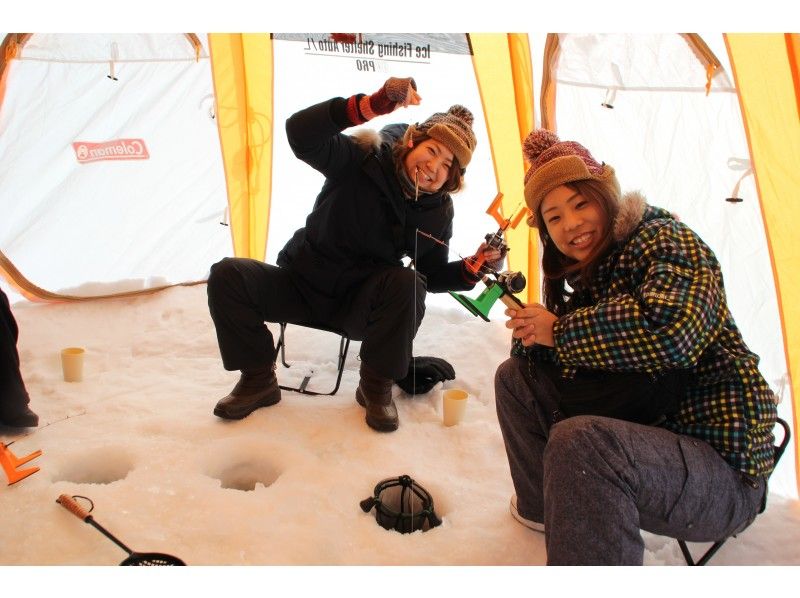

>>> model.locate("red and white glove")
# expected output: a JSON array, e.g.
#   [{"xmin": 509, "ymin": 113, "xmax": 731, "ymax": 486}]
[{"xmin": 346, "ymin": 77, "xmax": 421, "ymax": 125}]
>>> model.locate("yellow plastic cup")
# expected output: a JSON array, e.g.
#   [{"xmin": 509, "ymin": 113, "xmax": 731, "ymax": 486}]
[
  {"xmin": 61, "ymin": 347, "xmax": 85, "ymax": 382},
  {"xmin": 442, "ymin": 389, "xmax": 469, "ymax": 426}
]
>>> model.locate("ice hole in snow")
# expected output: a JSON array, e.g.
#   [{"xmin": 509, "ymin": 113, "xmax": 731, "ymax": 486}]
[
  {"xmin": 51, "ymin": 446, "xmax": 135, "ymax": 485},
  {"xmin": 208, "ymin": 459, "xmax": 282, "ymax": 492}
]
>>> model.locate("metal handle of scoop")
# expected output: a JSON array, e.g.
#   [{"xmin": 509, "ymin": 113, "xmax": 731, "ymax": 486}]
[{"xmin": 56, "ymin": 494, "xmax": 186, "ymax": 566}]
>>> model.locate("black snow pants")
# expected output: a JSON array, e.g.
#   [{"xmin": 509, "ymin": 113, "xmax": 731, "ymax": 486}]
[
  {"xmin": 0, "ymin": 288, "xmax": 31, "ymax": 420},
  {"xmin": 206, "ymin": 257, "xmax": 426, "ymax": 380}
]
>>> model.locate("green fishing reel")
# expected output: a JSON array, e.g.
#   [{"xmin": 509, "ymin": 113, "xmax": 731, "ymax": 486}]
[{"xmin": 450, "ymin": 270, "xmax": 526, "ymax": 321}]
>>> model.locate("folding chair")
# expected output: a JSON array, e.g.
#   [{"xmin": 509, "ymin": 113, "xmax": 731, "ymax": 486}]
[
  {"xmin": 274, "ymin": 322, "xmax": 351, "ymax": 396},
  {"xmin": 677, "ymin": 416, "xmax": 791, "ymax": 565}
]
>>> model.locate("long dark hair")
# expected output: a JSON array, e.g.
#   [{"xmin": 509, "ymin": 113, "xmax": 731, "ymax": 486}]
[
  {"xmin": 540, "ymin": 179, "xmax": 618, "ymax": 315},
  {"xmin": 392, "ymin": 128, "xmax": 464, "ymax": 194}
]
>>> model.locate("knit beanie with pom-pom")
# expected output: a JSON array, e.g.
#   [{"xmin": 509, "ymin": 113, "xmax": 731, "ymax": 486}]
[
  {"xmin": 403, "ymin": 105, "xmax": 477, "ymax": 168},
  {"xmin": 522, "ymin": 129, "xmax": 620, "ymax": 228}
]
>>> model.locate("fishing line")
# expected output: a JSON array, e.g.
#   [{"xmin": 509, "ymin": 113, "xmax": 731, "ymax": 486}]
[
  {"xmin": 415, "ymin": 230, "xmax": 501, "ymax": 277},
  {"xmin": 413, "ymin": 228, "xmax": 418, "ymax": 400},
  {"xmin": 416, "ymin": 229, "xmax": 451, "ymax": 250},
  {"xmin": 412, "ymin": 229, "xmax": 421, "ymax": 534},
  {"xmin": 2, "ymin": 410, "xmax": 87, "ymax": 445}
]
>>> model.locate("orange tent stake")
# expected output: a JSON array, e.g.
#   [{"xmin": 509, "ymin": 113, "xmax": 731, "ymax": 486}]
[{"xmin": 1, "ymin": 442, "xmax": 42, "ymax": 485}]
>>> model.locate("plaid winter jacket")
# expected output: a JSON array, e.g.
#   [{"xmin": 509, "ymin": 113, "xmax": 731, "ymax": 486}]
[{"xmin": 516, "ymin": 192, "xmax": 778, "ymax": 477}]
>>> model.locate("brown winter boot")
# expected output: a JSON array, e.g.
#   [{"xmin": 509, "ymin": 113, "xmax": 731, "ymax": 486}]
[
  {"xmin": 356, "ymin": 361, "xmax": 398, "ymax": 432},
  {"xmin": 214, "ymin": 363, "xmax": 281, "ymax": 420}
]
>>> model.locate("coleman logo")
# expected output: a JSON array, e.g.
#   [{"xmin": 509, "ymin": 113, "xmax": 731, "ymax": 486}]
[{"xmin": 73, "ymin": 139, "xmax": 149, "ymax": 163}]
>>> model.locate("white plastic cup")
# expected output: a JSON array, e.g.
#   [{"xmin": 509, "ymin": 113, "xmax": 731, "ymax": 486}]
[
  {"xmin": 442, "ymin": 389, "xmax": 469, "ymax": 427},
  {"xmin": 61, "ymin": 347, "xmax": 85, "ymax": 382}
]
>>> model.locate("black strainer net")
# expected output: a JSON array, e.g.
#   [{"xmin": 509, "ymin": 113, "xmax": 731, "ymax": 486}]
[{"xmin": 56, "ymin": 494, "xmax": 185, "ymax": 566}]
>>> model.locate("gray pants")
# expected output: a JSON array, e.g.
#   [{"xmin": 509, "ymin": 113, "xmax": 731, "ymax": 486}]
[{"xmin": 494, "ymin": 357, "xmax": 766, "ymax": 565}]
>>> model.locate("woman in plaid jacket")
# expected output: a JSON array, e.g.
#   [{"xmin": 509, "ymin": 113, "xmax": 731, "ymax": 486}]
[{"xmin": 494, "ymin": 129, "xmax": 778, "ymax": 565}]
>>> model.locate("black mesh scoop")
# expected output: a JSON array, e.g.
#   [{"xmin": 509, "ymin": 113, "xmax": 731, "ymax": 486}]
[{"xmin": 56, "ymin": 494, "xmax": 185, "ymax": 566}]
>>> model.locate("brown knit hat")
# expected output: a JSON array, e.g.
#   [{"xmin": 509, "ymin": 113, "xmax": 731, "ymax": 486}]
[
  {"xmin": 522, "ymin": 129, "xmax": 621, "ymax": 228},
  {"xmin": 403, "ymin": 105, "xmax": 477, "ymax": 168}
]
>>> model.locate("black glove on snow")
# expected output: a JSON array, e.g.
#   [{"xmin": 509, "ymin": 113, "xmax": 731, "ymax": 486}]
[{"xmin": 396, "ymin": 356, "xmax": 456, "ymax": 395}]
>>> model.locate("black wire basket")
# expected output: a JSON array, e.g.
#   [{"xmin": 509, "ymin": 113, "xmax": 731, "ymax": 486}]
[{"xmin": 360, "ymin": 474, "xmax": 442, "ymax": 534}]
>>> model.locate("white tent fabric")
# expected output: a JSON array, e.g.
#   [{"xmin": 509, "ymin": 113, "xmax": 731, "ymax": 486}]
[{"xmin": 0, "ymin": 33, "xmax": 228, "ymax": 297}]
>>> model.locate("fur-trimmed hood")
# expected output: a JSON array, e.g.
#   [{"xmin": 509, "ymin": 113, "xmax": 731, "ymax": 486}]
[
  {"xmin": 351, "ymin": 128, "xmax": 383, "ymax": 153},
  {"xmin": 350, "ymin": 122, "xmax": 409, "ymax": 155},
  {"xmin": 612, "ymin": 190, "xmax": 648, "ymax": 242}
]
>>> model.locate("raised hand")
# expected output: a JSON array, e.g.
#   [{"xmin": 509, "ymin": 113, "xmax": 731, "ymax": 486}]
[{"xmin": 361, "ymin": 76, "xmax": 420, "ymax": 119}]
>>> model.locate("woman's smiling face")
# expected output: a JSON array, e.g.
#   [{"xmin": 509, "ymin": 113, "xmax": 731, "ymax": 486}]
[
  {"xmin": 540, "ymin": 184, "xmax": 609, "ymax": 261},
  {"xmin": 403, "ymin": 138, "xmax": 454, "ymax": 193}
]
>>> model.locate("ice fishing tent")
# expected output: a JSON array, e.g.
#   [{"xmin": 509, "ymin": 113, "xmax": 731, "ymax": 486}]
[
  {"xmin": 0, "ymin": 33, "xmax": 229, "ymax": 300},
  {"xmin": 0, "ymin": 33, "xmax": 798, "ymax": 497}
]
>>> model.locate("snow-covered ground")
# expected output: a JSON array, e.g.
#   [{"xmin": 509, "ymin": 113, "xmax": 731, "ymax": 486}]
[{"xmin": 2, "ymin": 284, "xmax": 799, "ymax": 582}]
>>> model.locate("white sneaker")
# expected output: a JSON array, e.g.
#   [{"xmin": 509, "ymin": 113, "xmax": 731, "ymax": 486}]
[{"xmin": 510, "ymin": 494, "xmax": 545, "ymax": 533}]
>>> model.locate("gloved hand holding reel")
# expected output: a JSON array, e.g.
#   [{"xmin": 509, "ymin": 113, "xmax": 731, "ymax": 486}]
[{"xmin": 450, "ymin": 193, "xmax": 530, "ymax": 321}]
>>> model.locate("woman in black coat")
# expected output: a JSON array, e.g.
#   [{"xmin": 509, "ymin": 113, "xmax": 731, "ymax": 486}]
[{"xmin": 207, "ymin": 77, "xmax": 500, "ymax": 432}]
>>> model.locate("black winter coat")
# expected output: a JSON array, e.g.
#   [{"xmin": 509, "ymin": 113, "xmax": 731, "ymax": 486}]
[{"xmin": 277, "ymin": 97, "xmax": 477, "ymax": 318}]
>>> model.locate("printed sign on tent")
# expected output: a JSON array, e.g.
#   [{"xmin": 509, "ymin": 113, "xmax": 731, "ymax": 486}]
[{"xmin": 72, "ymin": 139, "xmax": 150, "ymax": 164}]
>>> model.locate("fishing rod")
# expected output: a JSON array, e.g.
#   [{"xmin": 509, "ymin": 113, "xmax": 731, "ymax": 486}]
[{"xmin": 416, "ymin": 224, "xmax": 527, "ymax": 321}]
